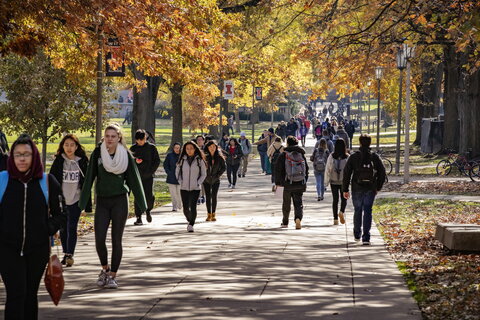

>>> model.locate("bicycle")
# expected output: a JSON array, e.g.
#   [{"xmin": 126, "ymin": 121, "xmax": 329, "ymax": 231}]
[
  {"xmin": 376, "ymin": 149, "xmax": 393, "ymax": 175},
  {"xmin": 469, "ymin": 162, "xmax": 480, "ymax": 182},
  {"xmin": 436, "ymin": 149, "xmax": 477, "ymax": 178}
]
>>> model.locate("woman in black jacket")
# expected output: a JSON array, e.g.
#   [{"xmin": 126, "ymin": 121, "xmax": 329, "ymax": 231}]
[
  {"xmin": 0, "ymin": 134, "xmax": 66, "ymax": 320},
  {"xmin": 50, "ymin": 133, "xmax": 91, "ymax": 267},
  {"xmin": 203, "ymin": 140, "xmax": 226, "ymax": 222},
  {"xmin": 222, "ymin": 138, "xmax": 243, "ymax": 189},
  {"xmin": 163, "ymin": 142, "xmax": 182, "ymax": 212}
]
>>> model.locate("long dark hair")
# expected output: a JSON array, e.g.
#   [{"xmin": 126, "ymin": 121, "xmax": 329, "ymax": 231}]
[
  {"xmin": 228, "ymin": 137, "xmax": 240, "ymax": 147},
  {"xmin": 56, "ymin": 133, "xmax": 87, "ymax": 159},
  {"xmin": 204, "ymin": 140, "xmax": 225, "ymax": 163},
  {"xmin": 332, "ymin": 138, "xmax": 348, "ymax": 159},
  {"xmin": 178, "ymin": 141, "xmax": 205, "ymax": 163}
]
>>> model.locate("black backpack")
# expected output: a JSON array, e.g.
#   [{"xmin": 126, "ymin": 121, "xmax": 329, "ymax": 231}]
[
  {"xmin": 356, "ymin": 152, "xmax": 376, "ymax": 185},
  {"xmin": 271, "ymin": 146, "xmax": 282, "ymax": 165}
]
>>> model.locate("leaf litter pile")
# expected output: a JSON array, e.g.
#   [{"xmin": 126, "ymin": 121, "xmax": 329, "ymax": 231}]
[
  {"xmin": 373, "ymin": 199, "xmax": 480, "ymax": 320},
  {"xmin": 383, "ymin": 180, "xmax": 480, "ymax": 196}
]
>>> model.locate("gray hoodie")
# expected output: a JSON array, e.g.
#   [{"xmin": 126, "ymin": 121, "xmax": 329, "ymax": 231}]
[
  {"xmin": 175, "ymin": 155, "xmax": 207, "ymax": 191},
  {"xmin": 62, "ymin": 154, "xmax": 82, "ymax": 205}
]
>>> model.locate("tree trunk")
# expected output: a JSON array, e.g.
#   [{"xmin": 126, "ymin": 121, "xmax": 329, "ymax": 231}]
[
  {"xmin": 460, "ymin": 58, "xmax": 480, "ymax": 156},
  {"xmin": 170, "ymin": 82, "xmax": 184, "ymax": 147},
  {"xmin": 442, "ymin": 45, "xmax": 460, "ymax": 151},
  {"xmin": 235, "ymin": 107, "xmax": 241, "ymax": 133},
  {"xmin": 131, "ymin": 65, "xmax": 164, "ymax": 143}
]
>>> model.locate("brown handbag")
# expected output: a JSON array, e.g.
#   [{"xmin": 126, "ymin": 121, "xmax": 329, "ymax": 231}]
[{"xmin": 43, "ymin": 174, "xmax": 65, "ymax": 305}]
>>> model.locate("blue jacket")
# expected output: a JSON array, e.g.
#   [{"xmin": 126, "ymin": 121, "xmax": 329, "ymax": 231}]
[{"xmin": 163, "ymin": 152, "xmax": 180, "ymax": 184}]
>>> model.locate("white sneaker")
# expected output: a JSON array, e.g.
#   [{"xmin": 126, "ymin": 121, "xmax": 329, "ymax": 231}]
[
  {"xmin": 280, "ymin": 224, "xmax": 288, "ymax": 228},
  {"xmin": 105, "ymin": 276, "xmax": 118, "ymax": 289},
  {"xmin": 96, "ymin": 270, "xmax": 109, "ymax": 287},
  {"xmin": 231, "ymin": 185, "xmax": 236, "ymax": 189},
  {"xmin": 187, "ymin": 224, "xmax": 194, "ymax": 232},
  {"xmin": 228, "ymin": 184, "xmax": 232, "ymax": 188}
]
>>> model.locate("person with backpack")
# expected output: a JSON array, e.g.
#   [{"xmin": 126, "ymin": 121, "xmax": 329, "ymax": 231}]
[
  {"xmin": 299, "ymin": 122, "xmax": 308, "ymax": 147},
  {"xmin": 79, "ymin": 123, "xmax": 146, "ymax": 289},
  {"xmin": 275, "ymin": 136, "xmax": 309, "ymax": 230},
  {"xmin": 336, "ymin": 125, "xmax": 350, "ymax": 150},
  {"xmin": 345, "ymin": 120, "xmax": 355, "ymax": 149},
  {"xmin": 310, "ymin": 138, "xmax": 329, "ymax": 201},
  {"xmin": 175, "ymin": 141, "xmax": 207, "ymax": 232},
  {"xmin": 238, "ymin": 132, "xmax": 251, "ymax": 178},
  {"xmin": 315, "ymin": 129, "xmax": 334, "ymax": 153},
  {"xmin": 130, "ymin": 129, "xmax": 161, "ymax": 225},
  {"xmin": 164, "ymin": 142, "xmax": 182, "ymax": 212},
  {"xmin": 267, "ymin": 136, "xmax": 284, "ymax": 192},
  {"xmin": 253, "ymin": 128, "xmax": 278, "ymax": 175},
  {"xmin": 219, "ymin": 132, "xmax": 230, "ymax": 151},
  {"xmin": 0, "ymin": 134, "xmax": 66, "ymax": 319},
  {"xmin": 343, "ymin": 134, "xmax": 386, "ymax": 245},
  {"xmin": 50, "ymin": 133, "xmax": 91, "ymax": 267},
  {"xmin": 222, "ymin": 138, "xmax": 243, "ymax": 189},
  {"xmin": 285, "ymin": 118, "xmax": 298, "ymax": 137},
  {"xmin": 256, "ymin": 131, "xmax": 268, "ymax": 173},
  {"xmin": 275, "ymin": 121, "xmax": 287, "ymax": 141},
  {"xmin": 203, "ymin": 140, "xmax": 226, "ymax": 222},
  {"xmin": 325, "ymin": 138, "xmax": 349, "ymax": 225},
  {"xmin": 314, "ymin": 122, "xmax": 323, "ymax": 140}
]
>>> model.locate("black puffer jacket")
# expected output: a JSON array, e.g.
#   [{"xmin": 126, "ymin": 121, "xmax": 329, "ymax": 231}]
[
  {"xmin": 342, "ymin": 148, "xmax": 386, "ymax": 193},
  {"xmin": 50, "ymin": 154, "xmax": 92, "ymax": 212},
  {"xmin": 130, "ymin": 142, "xmax": 161, "ymax": 179},
  {"xmin": 275, "ymin": 145, "xmax": 309, "ymax": 191},
  {"xmin": 203, "ymin": 154, "xmax": 226, "ymax": 185},
  {"xmin": 222, "ymin": 145, "xmax": 243, "ymax": 167},
  {"xmin": 0, "ymin": 174, "xmax": 67, "ymax": 255}
]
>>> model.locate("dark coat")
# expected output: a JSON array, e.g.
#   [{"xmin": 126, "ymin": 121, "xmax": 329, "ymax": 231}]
[
  {"xmin": 286, "ymin": 122, "xmax": 298, "ymax": 136},
  {"xmin": 222, "ymin": 145, "xmax": 243, "ymax": 166},
  {"xmin": 342, "ymin": 149, "xmax": 386, "ymax": 193},
  {"xmin": 50, "ymin": 154, "xmax": 92, "ymax": 212},
  {"xmin": 163, "ymin": 152, "xmax": 180, "ymax": 185},
  {"xmin": 0, "ymin": 174, "xmax": 66, "ymax": 255},
  {"xmin": 130, "ymin": 142, "xmax": 161, "ymax": 179},
  {"xmin": 275, "ymin": 145, "xmax": 309, "ymax": 191},
  {"xmin": 203, "ymin": 154, "xmax": 226, "ymax": 185}
]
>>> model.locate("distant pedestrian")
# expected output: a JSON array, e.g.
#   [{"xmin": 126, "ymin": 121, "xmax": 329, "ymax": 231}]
[
  {"xmin": 164, "ymin": 143, "xmax": 182, "ymax": 212},
  {"xmin": 238, "ymin": 132, "xmax": 251, "ymax": 178},
  {"xmin": 175, "ymin": 141, "xmax": 207, "ymax": 233},
  {"xmin": 0, "ymin": 134, "xmax": 66, "ymax": 319},
  {"xmin": 275, "ymin": 136, "xmax": 309, "ymax": 230},
  {"xmin": 50, "ymin": 134, "xmax": 91, "ymax": 267},
  {"xmin": 256, "ymin": 131, "xmax": 268, "ymax": 173},
  {"xmin": 219, "ymin": 132, "xmax": 229, "ymax": 151},
  {"xmin": 345, "ymin": 120, "xmax": 355, "ymax": 149},
  {"xmin": 130, "ymin": 129, "xmax": 161, "ymax": 225},
  {"xmin": 310, "ymin": 138, "xmax": 329, "ymax": 201},
  {"xmin": 285, "ymin": 118, "xmax": 298, "ymax": 137},
  {"xmin": 203, "ymin": 140, "xmax": 226, "ymax": 222},
  {"xmin": 343, "ymin": 134, "xmax": 386, "ymax": 245},
  {"xmin": 227, "ymin": 115, "xmax": 235, "ymax": 135},
  {"xmin": 299, "ymin": 122, "xmax": 308, "ymax": 147},
  {"xmin": 195, "ymin": 135, "xmax": 206, "ymax": 204},
  {"xmin": 253, "ymin": 128, "xmax": 277, "ymax": 175},
  {"xmin": 79, "ymin": 123, "xmax": 146, "ymax": 289},
  {"xmin": 336, "ymin": 125, "xmax": 350, "ymax": 151},
  {"xmin": 315, "ymin": 130, "xmax": 334, "ymax": 153},
  {"xmin": 325, "ymin": 138, "xmax": 349, "ymax": 225},
  {"xmin": 0, "ymin": 127, "xmax": 8, "ymax": 154},
  {"xmin": 222, "ymin": 138, "xmax": 243, "ymax": 189},
  {"xmin": 267, "ymin": 136, "xmax": 284, "ymax": 192},
  {"xmin": 275, "ymin": 121, "xmax": 287, "ymax": 141}
]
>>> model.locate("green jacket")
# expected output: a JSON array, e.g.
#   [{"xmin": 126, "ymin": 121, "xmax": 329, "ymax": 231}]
[{"xmin": 79, "ymin": 147, "xmax": 147, "ymax": 212}]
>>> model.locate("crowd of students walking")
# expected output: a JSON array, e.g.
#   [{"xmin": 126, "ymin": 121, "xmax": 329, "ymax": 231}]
[{"xmin": 0, "ymin": 116, "xmax": 386, "ymax": 319}]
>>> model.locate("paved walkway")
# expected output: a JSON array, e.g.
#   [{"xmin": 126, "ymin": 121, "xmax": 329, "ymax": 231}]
[{"xmin": 1, "ymin": 154, "xmax": 422, "ymax": 319}]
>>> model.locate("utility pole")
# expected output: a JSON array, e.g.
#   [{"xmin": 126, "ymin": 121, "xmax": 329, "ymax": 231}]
[{"xmin": 95, "ymin": 27, "xmax": 104, "ymax": 144}]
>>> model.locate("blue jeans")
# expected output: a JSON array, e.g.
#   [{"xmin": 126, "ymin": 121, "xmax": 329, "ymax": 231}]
[
  {"xmin": 259, "ymin": 151, "xmax": 267, "ymax": 172},
  {"xmin": 352, "ymin": 190, "xmax": 376, "ymax": 242},
  {"xmin": 60, "ymin": 202, "xmax": 81, "ymax": 255},
  {"xmin": 314, "ymin": 171, "xmax": 325, "ymax": 197}
]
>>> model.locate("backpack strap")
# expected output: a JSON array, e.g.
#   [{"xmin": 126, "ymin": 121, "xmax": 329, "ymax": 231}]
[
  {"xmin": 0, "ymin": 171, "xmax": 9, "ymax": 203},
  {"xmin": 40, "ymin": 173, "xmax": 49, "ymax": 204}
]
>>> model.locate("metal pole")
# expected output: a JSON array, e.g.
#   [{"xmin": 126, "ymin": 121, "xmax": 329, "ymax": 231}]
[
  {"xmin": 376, "ymin": 79, "xmax": 381, "ymax": 151},
  {"xmin": 219, "ymin": 86, "xmax": 222, "ymax": 138},
  {"xmin": 271, "ymin": 105, "xmax": 274, "ymax": 128},
  {"xmin": 95, "ymin": 28, "xmax": 104, "ymax": 144},
  {"xmin": 251, "ymin": 85, "xmax": 255, "ymax": 142},
  {"xmin": 368, "ymin": 94, "xmax": 371, "ymax": 134},
  {"xmin": 404, "ymin": 61, "xmax": 411, "ymax": 183},
  {"xmin": 395, "ymin": 70, "xmax": 404, "ymax": 175}
]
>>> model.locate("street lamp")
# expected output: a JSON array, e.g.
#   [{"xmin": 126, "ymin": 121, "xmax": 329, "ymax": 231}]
[
  {"xmin": 375, "ymin": 67, "xmax": 383, "ymax": 151},
  {"xmin": 403, "ymin": 43, "xmax": 415, "ymax": 183},
  {"xmin": 394, "ymin": 47, "xmax": 407, "ymax": 175}
]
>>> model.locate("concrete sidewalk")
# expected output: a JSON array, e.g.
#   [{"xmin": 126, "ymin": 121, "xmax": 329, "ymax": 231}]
[{"xmin": 0, "ymin": 160, "xmax": 421, "ymax": 320}]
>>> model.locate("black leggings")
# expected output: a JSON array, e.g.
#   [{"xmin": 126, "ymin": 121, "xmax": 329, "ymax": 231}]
[
  {"xmin": 203, "ymin": 182, "xmax": 220, "ymax": 213},
  {"xmin": 330, "ymin": 184, "xmax": 347, "ymax": 220},
  {"xmin": 227, "ymin": 163, "xmax": 240, "ymax": 185},
  {"xmin": 95, "ymin": 194, "xmax": 129, "ymax": 273},
  {"xmin": 0, "ymin": 244, "xmax": 49, "ymax": 320},
  {"xmin": 135, "ymin": 176, "xmax": 154, "ymax": 218},
  {"xmin": 181, "ymin": 190, "xmax": 201, "ymax": 226}
]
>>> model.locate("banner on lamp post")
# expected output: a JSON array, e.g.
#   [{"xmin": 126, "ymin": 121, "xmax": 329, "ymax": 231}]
[
  {"xmin": 223, "ymin": 80, "xmax": 234, "ymax": 100},
  {"xmin": 255, "ymin": 87, "xmax": 263, "ymax": 100}
]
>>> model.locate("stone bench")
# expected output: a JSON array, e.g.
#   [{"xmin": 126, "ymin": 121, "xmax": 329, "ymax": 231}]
[{"xmin": 435, "ymin": 223, "xmax": 480, "ymax": 252}]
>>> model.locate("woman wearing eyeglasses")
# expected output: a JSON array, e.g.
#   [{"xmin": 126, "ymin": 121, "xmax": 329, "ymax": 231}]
[{"xmin": 0, "ymin": 134, "xmax": 66, "ymax": 320}]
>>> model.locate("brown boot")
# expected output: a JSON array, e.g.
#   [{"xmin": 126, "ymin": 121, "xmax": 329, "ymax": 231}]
[
  {"xmin": 211, "ymin": 213, "xmax": 217, "ymax": 222},
  {"xmin": 206, "ymin": 213, "xmax": 212, "ymax": 221}
]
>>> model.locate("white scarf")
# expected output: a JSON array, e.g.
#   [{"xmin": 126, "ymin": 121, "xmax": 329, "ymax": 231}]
[{"xmin": 100, "ymin": 142, "xmax": 129, "ymax": 175}]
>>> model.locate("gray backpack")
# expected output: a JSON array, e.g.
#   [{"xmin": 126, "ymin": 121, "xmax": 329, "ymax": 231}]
[
  {"xmin": 330, "ymin": 157, "xmax": 347, "ymax": 184},
  {"xmin": 285, "ymin": 151, "xmax": 306, "ymax": 184}
]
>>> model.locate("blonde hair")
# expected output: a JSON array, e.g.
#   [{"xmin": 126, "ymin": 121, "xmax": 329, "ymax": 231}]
[{"xmin": 104, "ymin": 123, "xmax": 128, "ymax": 149}]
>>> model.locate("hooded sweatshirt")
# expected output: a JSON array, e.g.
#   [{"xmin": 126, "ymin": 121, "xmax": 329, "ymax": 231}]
[{"xmin": 61, "ymin": 154, "xmax": 82, "ymax": 205}]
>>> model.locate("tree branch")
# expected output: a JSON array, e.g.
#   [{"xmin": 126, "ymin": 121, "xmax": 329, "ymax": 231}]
[{"xmin": 221, "ymin": 0, "xmax": 263, "ymax": 13}]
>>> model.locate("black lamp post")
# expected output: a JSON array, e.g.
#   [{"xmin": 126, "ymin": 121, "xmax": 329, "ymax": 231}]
[
  {"xmin": 375, "ymin": 67, "xmax": 383, "ymax": 151},
  {"xmin": 395, "ymin": 47, "xmax": 407, "ymax": 175}
]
